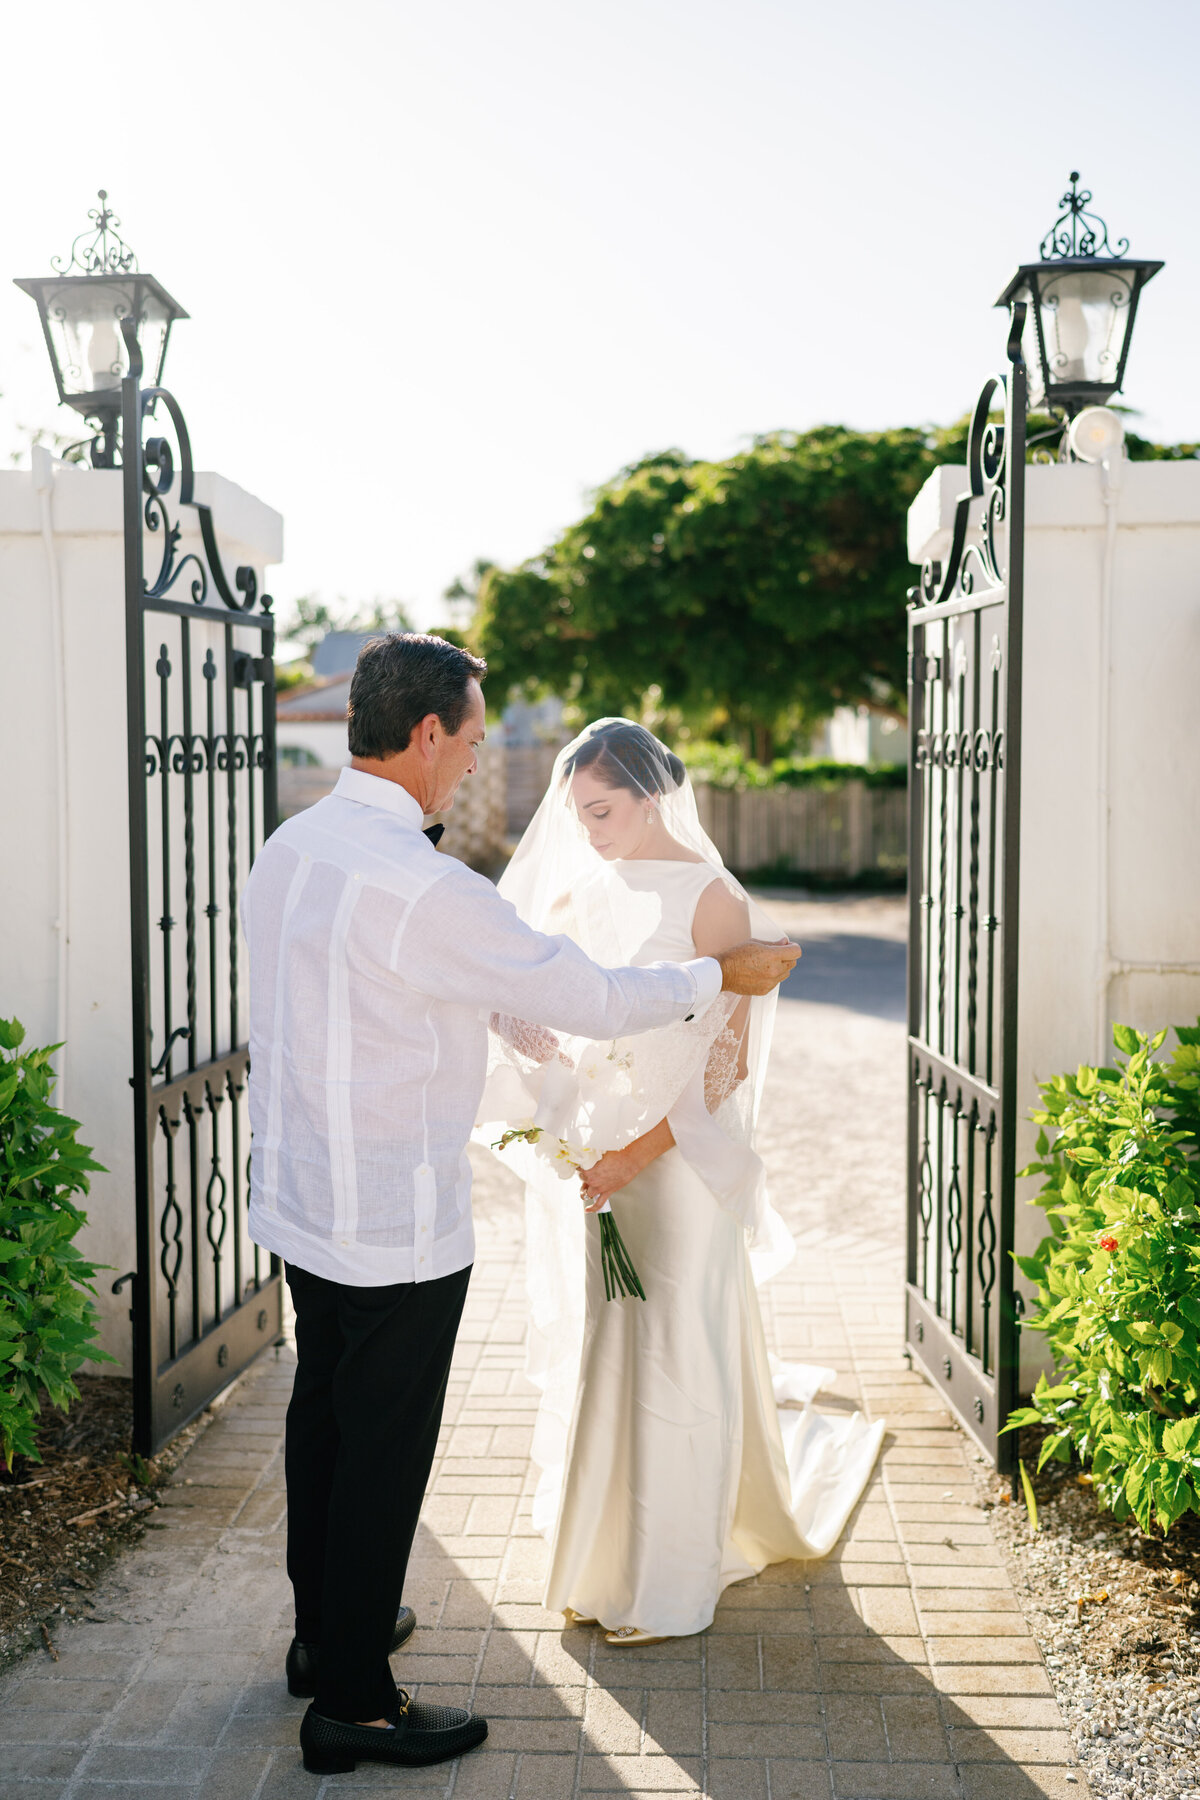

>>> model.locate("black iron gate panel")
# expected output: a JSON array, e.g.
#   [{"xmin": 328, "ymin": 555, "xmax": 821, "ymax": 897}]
[
  {"xmin": 118, "ymin": 344, "xmax": 283, "ymax": 1454},
  {"xmin": 905, "ymin": 318, "xmax": 1027, "ymax": 1469}
]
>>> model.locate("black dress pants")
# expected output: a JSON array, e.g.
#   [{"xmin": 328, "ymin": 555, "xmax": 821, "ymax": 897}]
[{"xmin": 284, "ymin": 1261, "xmax": 472, "ymax": 1722}]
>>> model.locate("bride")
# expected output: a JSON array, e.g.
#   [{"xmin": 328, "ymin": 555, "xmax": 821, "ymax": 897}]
[{"xmin": 479, "ymin": 720, "xmax": 882, "ymax": 1645}]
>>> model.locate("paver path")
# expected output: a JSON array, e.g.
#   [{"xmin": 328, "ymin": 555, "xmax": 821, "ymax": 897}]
[{"xmin": 0, "ymin": 895, "xmax": 1086, "ymax": 1800}]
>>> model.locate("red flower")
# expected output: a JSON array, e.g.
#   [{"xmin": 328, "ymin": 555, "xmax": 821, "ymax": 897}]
[{"xmin": 1099, "ymin": 1234, "xmax": 1118, "ymax": 1253}]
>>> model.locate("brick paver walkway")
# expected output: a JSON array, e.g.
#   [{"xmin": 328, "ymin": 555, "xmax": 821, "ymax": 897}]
[{"xmin": 0, "ymin": 897, "xmax": 1086, "ymax": 1799}]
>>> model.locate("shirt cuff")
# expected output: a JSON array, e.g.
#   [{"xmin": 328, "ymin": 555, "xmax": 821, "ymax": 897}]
[{"xmin": 681, "ymin": 956, "xmax": 722, "ymax": 1022}]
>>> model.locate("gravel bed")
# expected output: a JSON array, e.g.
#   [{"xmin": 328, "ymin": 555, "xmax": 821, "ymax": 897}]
[{"xmin": 971, "ymin": 1433, "xmax": 1200, "ymax": 1800}]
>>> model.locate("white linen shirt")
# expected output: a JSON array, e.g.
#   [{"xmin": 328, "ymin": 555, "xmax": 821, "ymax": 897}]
[{"xmin": 242, "ymin": 767, "xmax": 721, "ymax": 1286}]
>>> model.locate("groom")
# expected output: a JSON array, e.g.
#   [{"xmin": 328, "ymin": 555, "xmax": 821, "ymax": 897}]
[{"xmin": 242, "ymin": 633, "xmax": 801, "ymax": 1774}]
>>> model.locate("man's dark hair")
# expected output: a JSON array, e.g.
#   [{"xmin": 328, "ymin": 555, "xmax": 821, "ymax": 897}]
[{"xmin": 347, "ymin": 632, "xmax": 487, "ymax": 759}]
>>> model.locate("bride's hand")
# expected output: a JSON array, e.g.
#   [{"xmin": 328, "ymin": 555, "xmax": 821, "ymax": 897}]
[
  {"xmin": 490, "ymin": 1013, "xmax": 574, "ymax": 1068},
  {"xmin": 579, "ymin": 1146, "xmax": 644, "ymax": 1212}
]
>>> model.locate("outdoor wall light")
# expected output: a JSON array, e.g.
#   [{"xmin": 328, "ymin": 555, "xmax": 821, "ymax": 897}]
[
  {"xmin": 995, "ymin": 173, "xmax": 1162, "ymax": 419},
  {"xmin": 1066, "ymin": 406, "xmax": 1126, "ymax": 464},
  {"xmin": 14, "ymin": 190, "xmax": 188, "ymax": 468}
]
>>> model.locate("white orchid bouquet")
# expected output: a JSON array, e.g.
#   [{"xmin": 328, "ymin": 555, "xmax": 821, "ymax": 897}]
[
  {"xmin": 482, "ymin": 1001, "xmax": 735, "ymax": 1304},
  {"xmin": 491, "ymin": 1118, "xmax": 646, "ymax": 1301}
]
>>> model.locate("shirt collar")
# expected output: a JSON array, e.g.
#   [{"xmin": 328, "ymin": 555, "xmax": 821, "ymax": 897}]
[{"xmin": 333, "ymin": 766, "xmax": 426, "ymax": 829}]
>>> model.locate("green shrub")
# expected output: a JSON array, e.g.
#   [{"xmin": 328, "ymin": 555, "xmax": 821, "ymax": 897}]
[
  {"xmin": 0, "ymin": 1017, "xmax": 112, "ymax": 1468},
  {"xmin": 771, "ymin": 758, "xmax": 907, "ymax": 792},
  {"xmin": 1004, "ymin": 1023, "xmax": 1200, "ymax": 1534},
  {"xmin": 677, "ymin": 740, "xmax": 906, "ymax": 792}
]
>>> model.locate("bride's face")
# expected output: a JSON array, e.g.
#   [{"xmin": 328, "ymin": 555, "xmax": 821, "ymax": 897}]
[{"xmin": 571, "ymin": 767, "xmax": 650, "ymax": 860}]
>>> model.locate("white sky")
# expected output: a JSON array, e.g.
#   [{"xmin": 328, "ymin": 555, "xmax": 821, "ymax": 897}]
[{"xmin": 2, "ymin": 0, "xmax": 1197, "ymax": 632}]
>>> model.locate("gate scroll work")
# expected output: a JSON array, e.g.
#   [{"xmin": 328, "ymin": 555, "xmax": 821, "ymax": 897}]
[
  {"xmin": 115, "ymin": 320, "xmax": 283, "ymax": 1454},
  {"xmin": 905, "ymin": 310, "xmax": 1027, "ymax": 1470}
]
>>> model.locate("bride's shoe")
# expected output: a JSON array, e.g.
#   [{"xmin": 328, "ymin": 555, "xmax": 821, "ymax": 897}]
[
  {"xmin": 605, "ymin": 1625, "xmax": 670, "ymax": 1647},
  {"xmin": 563, "ymin": 1608, "xmax": 598, "ymax": 1626}
]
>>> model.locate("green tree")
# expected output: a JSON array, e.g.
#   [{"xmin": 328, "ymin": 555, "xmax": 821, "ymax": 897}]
[
  {"xmin": 474, "ymin": 427, "xmax": 964, "ymax": 757},
  {"xmin": 473, "ymin": 419, "xmax": 1196, "ymax": 756},
  {"xmin": 1123, "ymin": 429, "xmax": 1200, "ymax": 461},
  {"xmin": 444, "ymin": 559, "xmax": 496, "ymax": 632}
]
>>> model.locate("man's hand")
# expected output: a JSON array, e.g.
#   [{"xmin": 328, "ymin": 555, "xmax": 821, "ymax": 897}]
[{"xmin": 716, "ymin": 938, "xmax": 802, "ymax": 997}]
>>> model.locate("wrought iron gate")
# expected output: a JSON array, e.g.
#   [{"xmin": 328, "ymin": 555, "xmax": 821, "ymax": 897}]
[
  {"xmin": 116, "ymin": 327, "xmax": 283, "ymax": 1454},
  {"xmin": 905, "ymin": 313, "xmax": 1027, "ymax": 1469}
]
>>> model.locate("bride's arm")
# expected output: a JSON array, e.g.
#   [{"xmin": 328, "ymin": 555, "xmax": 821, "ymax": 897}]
[
  {"xmin": 578, "ymin": 878, "xmax": 753, "ymax": 1211},
  {"xmin": 693, "ymin": 881, "xmax": 753, "ymax": 1101}
]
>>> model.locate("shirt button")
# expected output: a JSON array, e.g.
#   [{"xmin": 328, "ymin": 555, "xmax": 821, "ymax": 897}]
[{"xmin": 684, "ymin": 1013, "xmax": 695, "ymax": 1022}]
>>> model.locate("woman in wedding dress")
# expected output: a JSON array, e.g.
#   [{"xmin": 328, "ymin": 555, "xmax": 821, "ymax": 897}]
[{"xmin": 479, "ymin": 721, "xmax": 882, "ymax": 1646}]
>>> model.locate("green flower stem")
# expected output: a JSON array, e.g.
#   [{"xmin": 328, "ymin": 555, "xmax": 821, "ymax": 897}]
[{"xmin": 598, "ymin": 1211, "xmax": 645, "ymax": 1302}]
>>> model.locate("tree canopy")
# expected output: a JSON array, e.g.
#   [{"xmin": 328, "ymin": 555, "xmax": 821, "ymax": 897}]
[
  {"xmin": 473, "ymin": 425, "xmax": 969, "ymax": 753},
  {"xmin": 472, "ymin": 418, "xmax": 1196, "ymax": 754}
]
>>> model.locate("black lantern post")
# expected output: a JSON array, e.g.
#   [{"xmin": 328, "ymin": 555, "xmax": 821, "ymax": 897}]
[
  {"xmin": 14, "ymin": 190, "xmax": 188, "ymax": 468},
  {"xmin": 996, "ymin": 173, "xmax": 1163, "ymax": 419}
]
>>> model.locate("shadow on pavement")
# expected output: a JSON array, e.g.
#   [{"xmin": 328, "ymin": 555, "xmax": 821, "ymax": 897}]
[{"xmin": 780, "ymin": 930, "xmax": 907, "ymax": 1023}]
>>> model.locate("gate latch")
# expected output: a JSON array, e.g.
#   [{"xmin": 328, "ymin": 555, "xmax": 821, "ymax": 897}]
[{"xmin": 112, "ymin": 1269, "xmax": 138, "ymax": 1323}]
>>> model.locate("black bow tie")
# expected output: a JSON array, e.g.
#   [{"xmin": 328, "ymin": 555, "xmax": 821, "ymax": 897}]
[{"xmin": 423, "ymin": 823, "xmax": 445, "ymax": 848}]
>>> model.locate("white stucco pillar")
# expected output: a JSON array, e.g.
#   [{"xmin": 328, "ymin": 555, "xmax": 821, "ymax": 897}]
[
  {"xmin": 0, "ymin": 461, "xmax": 282, "ymax": 1370},
  {"xmin": 909, "ymin": 456, "xmax": 1200, "ymax": 1388}
]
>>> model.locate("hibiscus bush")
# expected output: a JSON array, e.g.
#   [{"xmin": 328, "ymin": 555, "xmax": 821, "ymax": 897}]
[
  {"xmin": 1004, "ymin": 1023, "xmax": 1200, "ymax": 1534},
  {"xmin": 0, "ymin": 1017, "xmax": 111, "ymax": 1468}
]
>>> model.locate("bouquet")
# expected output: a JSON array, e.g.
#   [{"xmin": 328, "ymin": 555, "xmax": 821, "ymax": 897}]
[
  {"xmin": 492, "ymin": 1124, "xmax": 645, "ymax": 1302},
  {"xmin": 483, "ymin": 1003, "xmax": 735, "ymax": 1304}
]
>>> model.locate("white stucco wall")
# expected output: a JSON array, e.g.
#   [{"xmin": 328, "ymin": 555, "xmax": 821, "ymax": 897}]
[
  {"xmin": 0, "ymin": 460, "xmax": 282, "ymax": 1369},
  {"xmin": 909, "ymin": 456, "xmax": 1200, "ymax": 1388},
  {"xmin": 275, "ymin": 719, "xmax": 350, "ymax": 767}
]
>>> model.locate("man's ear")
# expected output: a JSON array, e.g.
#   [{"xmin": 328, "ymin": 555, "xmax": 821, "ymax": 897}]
[{"xmin": 417, "ymin": 712, "xmax": 442, "ymax": 757}]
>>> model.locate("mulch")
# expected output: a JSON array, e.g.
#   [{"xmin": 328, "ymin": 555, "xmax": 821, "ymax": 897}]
[
  {"xmin": 0, "ymin": 1376, "xmax": 204, "ymax": 1672},
  {"xmin": 981, "ymin": 1424, "xmax": 1200, "ymax": 1679}
]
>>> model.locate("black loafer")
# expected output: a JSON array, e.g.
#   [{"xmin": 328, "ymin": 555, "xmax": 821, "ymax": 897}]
[
  {"xmin": 300, "ymin": 1691, "xmax": 488, "ymax": 1773},
  {"xmin": 286, "ymin": 1606, "xmax": 417, "ymax": 1698}
]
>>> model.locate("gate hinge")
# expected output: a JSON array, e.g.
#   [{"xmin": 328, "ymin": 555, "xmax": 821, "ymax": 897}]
[{"xmin": 232, "ymin": 652, "xmax": 273, "ymax": 688}]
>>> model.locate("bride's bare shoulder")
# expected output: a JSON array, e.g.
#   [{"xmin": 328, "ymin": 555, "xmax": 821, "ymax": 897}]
[{"xmin": 691, "ymin": 875, "xmax": 751, "ymax": 956}]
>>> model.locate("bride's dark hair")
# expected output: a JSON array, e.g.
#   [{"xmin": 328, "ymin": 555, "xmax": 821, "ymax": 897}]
[{"xmin": 563, "ymin": 722, "xmax": 685, "ymax": 798}]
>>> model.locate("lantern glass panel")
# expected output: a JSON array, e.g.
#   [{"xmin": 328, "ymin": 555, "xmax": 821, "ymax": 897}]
[
  {"xmin": 1035, "ymin": 266, "xmax": 1134, "ymax": 400},
  {"xmin": 40, "ymin": 277, "xmax": 175, "ymax": 403}
]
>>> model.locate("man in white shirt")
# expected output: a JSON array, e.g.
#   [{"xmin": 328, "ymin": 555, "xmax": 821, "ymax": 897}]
[{"xmin": 242, "ymin": 633, "xmax": 801, "ymax": 1774}]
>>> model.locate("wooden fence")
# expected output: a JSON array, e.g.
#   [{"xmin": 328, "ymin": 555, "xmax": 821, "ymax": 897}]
[
  {"xmin": 504, "ymin": 748, "xmax": 907, "ymax": 881},
  {"xmin": 279, "ymin": 747, "xmax": 907, "ymax": 883},
  {"xmin": 694, "ymin": 781, "xmax": 906, "ymax": 881}
]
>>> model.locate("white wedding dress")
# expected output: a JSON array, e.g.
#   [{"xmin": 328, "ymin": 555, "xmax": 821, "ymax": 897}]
[{"xmin": 504, "ymin": 858, "xmax": 884, "ymax": 1638}]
